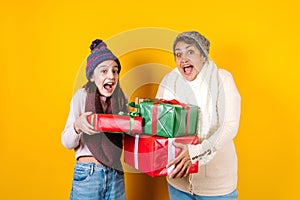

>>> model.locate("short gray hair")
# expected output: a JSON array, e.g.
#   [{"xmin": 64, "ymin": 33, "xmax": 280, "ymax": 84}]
[{"xmin": 173, "ymin": 31, "xmax": 210, "ymax": 58}]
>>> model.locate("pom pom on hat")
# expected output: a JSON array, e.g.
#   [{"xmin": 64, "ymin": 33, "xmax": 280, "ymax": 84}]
[
  {"xmin": 90, "ymin": 39, "xmax": 103, "ymax": 51},
  {"xmin": 86, "ymin": 39, "xmax": 121, "ymax": 79}
]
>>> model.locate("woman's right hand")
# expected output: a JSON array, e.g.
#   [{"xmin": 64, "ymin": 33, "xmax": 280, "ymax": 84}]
[{"xmin": 74, "ymin": 112, "xmax": 99, "ymax": 135}]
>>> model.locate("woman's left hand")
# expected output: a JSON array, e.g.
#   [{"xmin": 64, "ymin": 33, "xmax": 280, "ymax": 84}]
[{"xmin": 166, "ymin": 141, "xmax": 192, "ymax": 178}]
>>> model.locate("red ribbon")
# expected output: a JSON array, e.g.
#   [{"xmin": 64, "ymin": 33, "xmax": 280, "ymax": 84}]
[
  {"xmin": 152, "ymin": 103, "xmax": 158, "ymax": 136},
  {"xmin": 159, "ymin": 99, "xmax": 181, "ymax": 105}
]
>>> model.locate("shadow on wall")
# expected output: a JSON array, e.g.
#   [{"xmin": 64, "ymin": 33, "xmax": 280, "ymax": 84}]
[{"xmin": 125, "ymin": 173, "xmax": 169, "ymax": 200}]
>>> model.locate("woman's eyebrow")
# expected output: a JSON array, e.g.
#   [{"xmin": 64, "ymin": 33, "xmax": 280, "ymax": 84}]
[{"xmin": 175, "ymin": 45, "xmax": 193, "ymax": 51}]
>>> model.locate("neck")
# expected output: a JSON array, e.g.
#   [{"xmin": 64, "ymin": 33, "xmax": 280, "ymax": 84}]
[{"xmin": 100, "ymin": 96, "xmax": 107, "ymax": 102}]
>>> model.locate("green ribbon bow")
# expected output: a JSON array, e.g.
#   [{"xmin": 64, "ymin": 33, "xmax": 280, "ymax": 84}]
[{"xmin": 118, "ymin": 111, "xmax": 140, "ymax": 134}]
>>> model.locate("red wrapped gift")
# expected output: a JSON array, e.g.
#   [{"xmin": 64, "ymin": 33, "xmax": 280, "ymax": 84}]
[
  {"xmin": 87, "ymin": 114, "xmax": 143, "ymax": 134},
  {"xmin": 124, "ymin": 134, "xmax": 199, "ymax": 177}
]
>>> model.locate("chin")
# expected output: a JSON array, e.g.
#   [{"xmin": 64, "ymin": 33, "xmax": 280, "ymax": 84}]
[
  {"xmin": 186, "ymin": 78, "xmax": 195, "ymax": 81},
  {"xmin": 104, "ymin": 92, "xmax": 114, "ymax": 97},
  {"xmin": 183, "ymin": 75, "xmax": 196, "ymax": 81},
  {"xmin": 98, "ymin": 89, "xmax": 114, "ymax": 97},
  {"xmin": 179, "ymin": 70, "xmax": 196, "ymax": 81}
]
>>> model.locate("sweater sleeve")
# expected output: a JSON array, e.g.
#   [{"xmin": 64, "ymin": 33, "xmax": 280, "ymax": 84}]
[
  {"xmin": 188, "ymin": 70, "xmax": 241, "ymax": 165},
  {"xmin": 61, "ymin": 89, "xmax": 86, "ymax": 150}
]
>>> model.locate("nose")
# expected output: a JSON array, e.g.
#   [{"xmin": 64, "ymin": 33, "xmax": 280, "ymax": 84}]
[
  {"xmin": 180, "ymin": 54, "xmax": 188, "ymax": 63},
  {"xmin": 107, "ymin": 70, "xmax": 114, "ymax": 79}
]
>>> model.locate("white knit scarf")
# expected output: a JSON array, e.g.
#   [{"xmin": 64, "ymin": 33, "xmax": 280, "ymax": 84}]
[{"xmin": 157, "ymin": 59, "xmax": 223, "ymax": 140}]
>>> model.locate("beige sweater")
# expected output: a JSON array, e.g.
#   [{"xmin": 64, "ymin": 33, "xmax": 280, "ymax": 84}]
[{"xmin": 156, "ymin": 60, "xmax": 241, "ymax": 196}]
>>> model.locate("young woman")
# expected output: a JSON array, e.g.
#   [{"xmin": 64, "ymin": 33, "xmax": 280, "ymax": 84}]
[{"xmin": 61, "ymin": 39, "xmax": 127, "ymax": 200}]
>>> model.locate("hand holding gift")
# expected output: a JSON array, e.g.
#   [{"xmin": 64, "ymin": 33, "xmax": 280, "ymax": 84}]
[
  {"xmin": 74, "ymin": 112, "xmax": 100, "ymax": 135},
  {"xmin": 166, "ymin": 141, "xmax": 192, "ymax": 178}
]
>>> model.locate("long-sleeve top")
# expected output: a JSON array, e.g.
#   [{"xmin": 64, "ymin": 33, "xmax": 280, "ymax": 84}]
[{"xmin": 61, "ymin": 88, "xmax": 93, "ymax": 159}]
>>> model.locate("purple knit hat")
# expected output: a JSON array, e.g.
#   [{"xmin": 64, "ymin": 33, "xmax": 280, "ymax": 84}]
[{"xmin": 86, "ymin": 39, "xmax": 121, "ymax": 79}]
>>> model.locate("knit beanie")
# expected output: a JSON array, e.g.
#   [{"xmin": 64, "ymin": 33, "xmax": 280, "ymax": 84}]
[
  {"xmin": 173, "ymin": 31, "xmax": 210, "ymax": 58},
  {"xmin": 86, "ymin": 39, "xmax": 121, "ymax": 80}
]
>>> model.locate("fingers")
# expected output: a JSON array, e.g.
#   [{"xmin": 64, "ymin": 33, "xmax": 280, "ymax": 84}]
[
  {"xmin": 169, "ymin": 156, "xmax": 192, "ymax": 178},
  {"xmin": 166, "ymin": 142, "xmax": 187, "ymax": 168},
  {"xmin": 183, "ymin": 159, "xmax": 192, "ymax": 177},
  {"xmin": 79, "ymin": 121, "xmax": 98, "ymax": 135},
  {"xmin": 172, "ymin": 141, "xmax": 187, "ymax": 150},
  {"xmin": 166, "ymin": 153, "xmax": 181, "ymax": 169},
  {"xmin": 167, "ymin": 141, "xmax": 192, "ymax": 178},
  {"xmin": 85, "ymin": 129, "xmax": 100, "ymax": 135},
  {"xmin": 75, "ymin": 112, "xmax": 99, "ymax": 135},
  {"xmin": 81, "ymin": 112, "xmax": 94, "ymax": 129},
  {"xmin": 166, "ymin": 142, "xmax": 188, "ymax": 168}
]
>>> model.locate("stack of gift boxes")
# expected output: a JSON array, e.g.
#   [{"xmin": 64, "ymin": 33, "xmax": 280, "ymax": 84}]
[{"xmin": 88, "ymin": 98, "xmax": 199, "ymax": 177}]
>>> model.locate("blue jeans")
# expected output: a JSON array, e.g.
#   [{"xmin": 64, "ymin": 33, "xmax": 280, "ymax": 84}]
[
  {"xmin": 70, "ymin": 162, "xmax": 125, "ymax": 200},
  {"xmin": 168, "ymin": 183, "xmax": 238, "ymax": 200}
]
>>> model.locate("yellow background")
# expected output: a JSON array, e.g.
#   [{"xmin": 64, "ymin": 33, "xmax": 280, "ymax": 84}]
[{"xmin": 1, "ymin": 0, "xmax": 299, "ymax": 199}]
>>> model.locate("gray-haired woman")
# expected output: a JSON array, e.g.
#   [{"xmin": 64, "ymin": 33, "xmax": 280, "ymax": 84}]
[{"xmin": 156, "ymin": 31, "xmax": 241, "ymax": 200}]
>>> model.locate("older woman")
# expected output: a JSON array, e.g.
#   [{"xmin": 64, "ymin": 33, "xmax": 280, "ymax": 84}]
[{"xmin": 156, "ymin": 31, "xmax": 241, "ymax": 200}]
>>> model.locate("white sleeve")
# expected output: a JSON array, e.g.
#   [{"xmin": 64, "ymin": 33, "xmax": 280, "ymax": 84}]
[{"xmin": 188, "ymin": 70, "xmax": 241, "ymax": 165}]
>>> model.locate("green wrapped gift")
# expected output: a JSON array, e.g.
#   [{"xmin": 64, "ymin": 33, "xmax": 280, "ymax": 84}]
[{"xmin": 138, "ymin": 99, "xmax": 198, "ymax": 138}]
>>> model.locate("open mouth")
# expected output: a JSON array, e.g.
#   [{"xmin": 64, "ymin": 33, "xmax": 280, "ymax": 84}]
[
  {"xmin": 183, "ymin": 65, "xmax": 194, "ymax": 75},
  {"xmin": 103, "ymin": 82, "xmax": 114, "ymax": 90}
]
